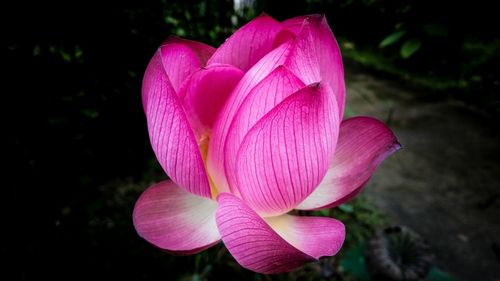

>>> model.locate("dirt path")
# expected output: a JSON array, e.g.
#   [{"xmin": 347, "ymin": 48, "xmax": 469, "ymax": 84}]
[{"xmin": 345, "ymin": 66, "xmax": 500, "ymax": 281}]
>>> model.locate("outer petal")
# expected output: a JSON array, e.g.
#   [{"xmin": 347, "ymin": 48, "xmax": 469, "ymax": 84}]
[
  {"xmin": 224, "ymin": 66, "xmax": 305, "ymax": 194},
  {"xmin": 207, "ymin": 13, "xmax": 282, "ymax": 71},
  {"xmin": 133, "ymin": 180, "xmax": 220, "ymax": 254},
  {"xmin": 181, "ymin": 64, "xmax": 244, "ymax": 138},
  {"xmin": 216, "ymin": 193, "xmax": 345, "ymax": 274},
  {"xmin": 297, "ymin": 117, "xmax": 401, "ymax": 210},
  {"xmin": 236, "ymin": 83, "xmax": 339, "ymax": 216},
  {"xmin": 142, "ymin": 50, "xmax": 211, "ymax": 198},
  {"xmin": 265, "ymin": 215, "xmax": 345, "ymax": 259},
  {"xmin": 206, "ymin": 41, "xmax": 296, "ymax": 193}
]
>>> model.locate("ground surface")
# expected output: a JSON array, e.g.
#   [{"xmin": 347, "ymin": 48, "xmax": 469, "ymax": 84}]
[{"xmin": 345, "ymin": 65, "xmax": 500, "ymax": 281}]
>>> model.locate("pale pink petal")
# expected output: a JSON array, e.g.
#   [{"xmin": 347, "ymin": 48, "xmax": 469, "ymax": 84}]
[
  {"xmin": 206, "ymin": 41, "xmax": 296, "ymax": 193},
  {"xmin": 216, "ymin": 193, "xmax": 344, "ymax": 274},
  {"xmin": 297, "ymin": 117, "xmax": 401, "ymax": 210},
  {"xmin": 266, "ymin": 214, "xmax": 345, "ymax": 259},
  {"xmin": 207, "ymin": 13, "xmax": 282, "ymax": 71},
  {"xmin": 142, "ymin": 50, "xmax": 211, "ymax": 198},
  {"xmin": 282, "ymin": 15, "xmax": 345, "ymax": 119},
  {"xmin": 224, "ymin": 66, "xmax": 305, "ymax": 194},
  {"xmin": 163, "ymin": 37, "xmax": 216, "ymax": 66},
  {"xmin": 181, "ymin": 64, "xmax": 244, "ymax": 138},
  {"xmin": 133, "ymin": 180, "xmax": 220, "ymax": 254},
  {"xmin": 235, "ymin": 83, "xmax": 340, "ymax": 216}
]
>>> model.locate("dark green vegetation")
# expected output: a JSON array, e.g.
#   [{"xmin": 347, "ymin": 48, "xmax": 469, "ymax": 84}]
[{"xmin": 6, "ymin": 0, "xmax": 498, "ymax": 280}]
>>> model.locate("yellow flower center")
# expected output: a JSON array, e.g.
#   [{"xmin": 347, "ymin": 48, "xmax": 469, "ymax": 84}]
[{"xmin": 198, "ymin": 133, "xmax": 218, "ymax": 199}]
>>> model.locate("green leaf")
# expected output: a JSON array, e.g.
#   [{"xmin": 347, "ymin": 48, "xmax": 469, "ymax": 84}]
[
  {"xmin": 60, "ymin": 50, "xmax": 72, "ymax": 62},
  {"xmin": 313, "ymin": 209, "xmax": 330, "ymax": 217},
  {"xmin": 339, "ymin": 243, "xmax": 370, "ymax": 281},
  {"xmin": 175, "ymin": 28, "xmax": 186, "ymax": 37},
  {"xmin": 379, "ymin": 30, "xmax": 407, "ymax": 48},
  {"xmin": 400, "ymin": 39, "xmax": 422, "ymax": 58},
  {"xmin": 164, "ymin": 16, "xmax": 179, "ymax": 26},
  {"xmin": 339, "ymin": 203, "xmax": 354, "ymax": 213},
  {"xmin": 81, "ymin": 109, "xmax": 99, "ymax": 119}
]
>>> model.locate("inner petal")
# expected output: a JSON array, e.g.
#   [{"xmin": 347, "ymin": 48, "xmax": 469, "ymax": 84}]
[{"xmin": 180, "ymin": 64, "xmax": 244, "ymax": 198}]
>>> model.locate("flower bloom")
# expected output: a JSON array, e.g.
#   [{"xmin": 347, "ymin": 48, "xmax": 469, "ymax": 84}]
[{"xmin": 133, "ymin": 14, "xmax": 400, "ymax": 274}]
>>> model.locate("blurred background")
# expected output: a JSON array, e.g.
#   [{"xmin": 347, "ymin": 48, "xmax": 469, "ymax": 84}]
[{"xmin": 5, "ymin": 0, "xmax": 500, "ymax": 280}]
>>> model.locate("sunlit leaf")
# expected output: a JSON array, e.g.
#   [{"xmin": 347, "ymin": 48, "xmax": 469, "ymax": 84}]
[
  {"xmin": 400, "ymin": 39, "xmax": 422, "ymax": 58},
  {"xmin": 379, "ymin": 30, "xmax": 407, "ymax": 48}
]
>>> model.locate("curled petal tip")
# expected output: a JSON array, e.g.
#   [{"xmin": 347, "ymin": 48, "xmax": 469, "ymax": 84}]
[
  {"xmin": 387, "ymin": 136, "xmax": 403, "ymax": 154},
  {"xmin": 259, "ymin": 12, "xmax": 271, "ymax": 18},
  {"xmin": 161, "ymin": 35, "xmax": 180, "ymax": 45},
  {"xmin": 310, "ymin": 81, "xmax": 321, "ymax": 88},
  {"xmin": 297, "ymin": 116, "xmax": 400, "ymax": 210},
  {"xmin": 394, "ymin": 140, "xmax": 403, "ymax": 150}
]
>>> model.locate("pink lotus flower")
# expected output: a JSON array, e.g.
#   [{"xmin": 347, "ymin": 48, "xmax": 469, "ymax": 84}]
[{"xmin": 133, "ymin": 14, "xmax": 400, "ymax": 274}]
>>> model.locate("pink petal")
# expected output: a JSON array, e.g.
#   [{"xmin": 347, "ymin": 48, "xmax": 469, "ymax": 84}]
[
  {"xmin": 216, "ymin": 193, "xmax": 345, "ymax": 274},
  {"xmin": 206, "ymin": 41, "xmax": 296, "ymax": 193},
  {"xmin": 207, "ymin": 13, "xmax": 282, "ymax": 71},
  {"xmin": 271, "ymin": 16, "xmax": 309, "ymax": 47},
  {"xmin": 163, "ymin": 37, "xmax": 215, "ymax": 66},
  {"xmin": 133, "ymin": 180, "xmax": 220, "ymax": 254},
  {"xmin": 157, "ymin": 41, "xmax": 203, "ymax": 94},
  {"xmin": 297, "ymin": 117, "xmax": 401, "ymax": 210},
  {"xmin": 224, "ymin": 66, "xmax": 305, "ymax": 194},
  {"xmin": 266, "ymin": 215, "xmax": 345, "ymax": 259},
  {"xmin": 181, "ymin": 64, "xmax": 244, "ymax": 138},
  {"xmin": 207, "ymin": 16, "xmax": 346, "ymax": 194},
  {"xmin": 142, "ymin": 50, "xmax": 211, "ymax": 198},
  {"xmin": 282, "ymin": 15, "xmax": 345, "ymax": 120},
  {"xmin": 281, "ymin": 15, "xmax": 309, "ymax": 34},
  {"xmin": 236, "ymin": 83, "xmax": 340, "ymax": 216}
]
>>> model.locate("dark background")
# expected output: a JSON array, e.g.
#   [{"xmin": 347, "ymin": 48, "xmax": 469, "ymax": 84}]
[{"xmin": 5, "ymin": 0, "xmax": 499, "ymax": 280}]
